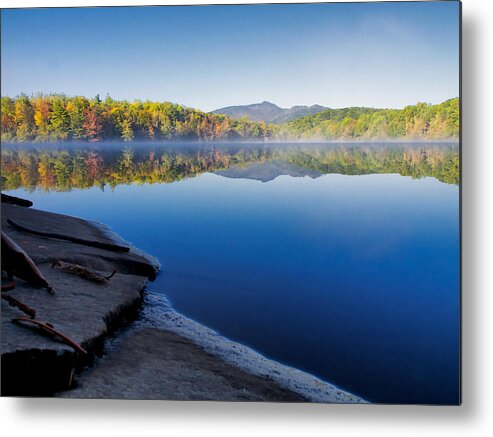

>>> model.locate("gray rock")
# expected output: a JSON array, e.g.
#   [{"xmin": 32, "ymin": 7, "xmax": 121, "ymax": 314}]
[{"xmin": 1, "ymin": 203, "xmax": 158, "ymax": 396}]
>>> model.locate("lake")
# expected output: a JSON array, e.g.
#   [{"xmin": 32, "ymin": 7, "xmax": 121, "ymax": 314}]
[{"xmin": 1, "ymin": 142, "xmax": 460, "ymax": 404}]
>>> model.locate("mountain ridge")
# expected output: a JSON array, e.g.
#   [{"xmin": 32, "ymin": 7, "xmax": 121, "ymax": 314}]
[{"xmin": 211, "ymin": 101, "xmax": 328, "ymax": 124}]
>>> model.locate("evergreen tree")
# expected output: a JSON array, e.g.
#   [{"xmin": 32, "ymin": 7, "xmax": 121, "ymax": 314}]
[{"xmin": 49, "ymin": 98, "xmax": 70, "ymax": 140}]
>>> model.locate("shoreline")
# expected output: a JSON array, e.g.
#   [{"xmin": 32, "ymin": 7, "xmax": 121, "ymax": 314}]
[
  {"xmin": 133, "ymin": 291, "xmax": 365, "ymax": 403},
  {"xmin": 1, "ymin": 202, "xmax": 363, "ymax": 402}
]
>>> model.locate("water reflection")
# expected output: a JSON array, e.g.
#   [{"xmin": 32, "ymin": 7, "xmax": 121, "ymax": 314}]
[{"xmin": 1, "ymin": 142, "xmax": 459, "ymax": 191}]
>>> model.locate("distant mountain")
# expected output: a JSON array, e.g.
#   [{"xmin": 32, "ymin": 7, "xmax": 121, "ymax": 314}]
[{"xmin": 211, "ymin": 101, "xmax": 327, "ymax": 124}]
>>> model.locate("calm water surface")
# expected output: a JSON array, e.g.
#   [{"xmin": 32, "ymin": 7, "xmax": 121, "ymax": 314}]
[{"xmin": 4, "ymin": 144, "xmax": 460, "ymax": 404}]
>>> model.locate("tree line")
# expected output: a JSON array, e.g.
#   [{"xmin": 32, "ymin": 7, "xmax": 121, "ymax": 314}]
[
  {"xmin": 1, "ymin": 94, "xmax": 459, "ymax": 143},
  {"xmin": 279, "ymin": 98, "xmax": 459, "ymax": 140},
  {"xmin": 1, "ymin": 94, "xmax": 272, "ymax": 143}
]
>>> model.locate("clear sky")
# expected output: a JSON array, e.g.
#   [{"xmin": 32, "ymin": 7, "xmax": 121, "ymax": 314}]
[{"xmin": 1, "ymin": 2, "xmax": 460, "ymax": 111}]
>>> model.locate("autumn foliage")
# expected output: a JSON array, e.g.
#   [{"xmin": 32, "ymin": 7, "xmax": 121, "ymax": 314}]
[
  {"xmin": 1, "ymin": 94, "xmax": 459, "ymax": 143},
  {"xmin": 1, "ymin": 94, "xmax": 271, "ymax": 143}
]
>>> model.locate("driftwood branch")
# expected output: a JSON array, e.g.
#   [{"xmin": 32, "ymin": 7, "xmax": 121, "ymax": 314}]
[
  {"xmin": 2, "ymin": 295, "xmax": 36, "ymax": 318},
  {"xmin": 1, "ymin": 231, "xmax": 55, "ymax": 294},
  {"xmin": 13, "ymin": 317, "xmax": 87, "ymax": 354},
  {"xmin": 52, "ymin": 261, "xmax": 117, "ymax": 283},
  {"xmin": 1, "ymin": 279, "xmax": 16, "ymax": 292},
  {"xmin": 7, "ymin": 219, "xmax": 130, "ymax": 253}
]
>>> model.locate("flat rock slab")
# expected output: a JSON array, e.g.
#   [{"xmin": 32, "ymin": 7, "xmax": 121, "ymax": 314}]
[
  {"xmin": 1, "ymin": 203, "xmax": 158, "ymax": 278},
  {"xmin": 1, "ymin": 203, "xmax": 159, "ymax": 396},
  {"xmin": 61, "ymin": 327, "xmax": 305, "ymax": 402},
  {"xmin": 2, "ymin": 267, "xmax": 149, "ymax": 355}
]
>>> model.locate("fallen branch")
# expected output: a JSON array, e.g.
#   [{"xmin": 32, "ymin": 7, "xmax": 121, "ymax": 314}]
[
  {"xmin": 2, "ymin": 295, "xmax": 36, "ymax": 318},
  {"xmin": 7, "ymin": 219, "xmax": 130, "ymax": 253},
  {"xmin": 52, "ymin": 261, "xmax": 116, "ymax": 283},
  {"xmin": 1, "ymin": 279, "xmax": 16, "ymax": 292},
  {"xmin": 13, "ymin": 317, "xmax": 87, "ymax": 354},
  {"xmin": 1, "ymin": 231, "xmax": 55, "ymax": 294}
]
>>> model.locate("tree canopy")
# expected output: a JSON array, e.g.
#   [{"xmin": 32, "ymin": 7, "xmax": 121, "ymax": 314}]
[
  {"xmin": 279, "ymin": 98, "xmax": 459, "ymax": 140},
  {"xmin": 1, "ymin": 94, "xmax": 459, "ymax": 143},
  {"xmin": 1, "ymin": 94, "xmax": 271, "ymax": 143}
]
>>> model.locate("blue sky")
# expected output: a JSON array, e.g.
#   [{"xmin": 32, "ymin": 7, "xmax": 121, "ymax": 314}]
[{"xmin": 1, "ymin": 2, "xmax": 459, "ymax": 111}]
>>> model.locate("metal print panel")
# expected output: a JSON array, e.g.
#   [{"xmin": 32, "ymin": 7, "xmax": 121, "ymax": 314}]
[{"xmin": 0, "ymin": 1, "xmax": 461, "ymax": 404}]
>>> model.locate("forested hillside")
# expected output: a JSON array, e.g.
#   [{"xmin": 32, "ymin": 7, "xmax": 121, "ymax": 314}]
[
  {"xmin": 1, "ymin": 94, "xmax": 459, "ymax": 143},
  {"xmin": 1, "ymin": 94, "xmax": 271, "ymax": 143},
  {"xmin": 279, "ymin": 98, "xmax": 459, "ymax": 140}
]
